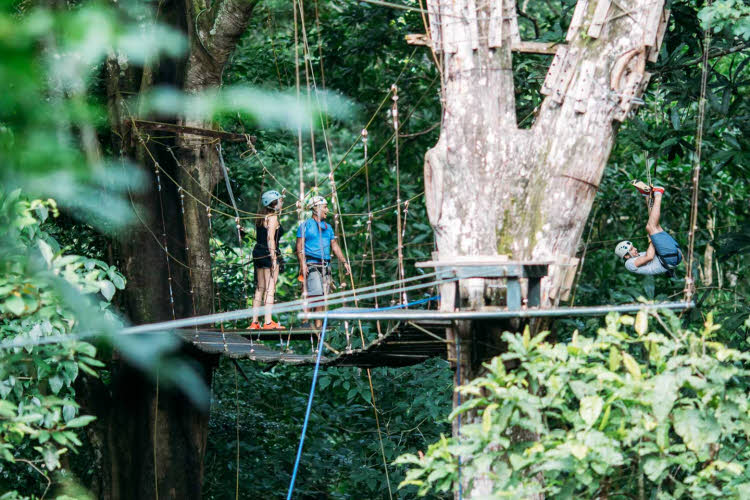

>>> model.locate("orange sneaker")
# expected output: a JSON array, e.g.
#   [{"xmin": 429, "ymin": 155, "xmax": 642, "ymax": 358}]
[
  {"xmin": 263, "ymin": 321, "xmax": 284, "ymax": 330},
  {"xmin": 247, "ymin": 321, "xmax": 261, "ymax": 330},
  {"xmin": 651, "ymin": 185, "xmax": 665, "ymax": 194}
]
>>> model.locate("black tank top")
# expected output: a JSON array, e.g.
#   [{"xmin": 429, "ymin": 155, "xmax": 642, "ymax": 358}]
[{"xmin": 253, "ymin": 221, "xmax": 283, "ymax": 257}]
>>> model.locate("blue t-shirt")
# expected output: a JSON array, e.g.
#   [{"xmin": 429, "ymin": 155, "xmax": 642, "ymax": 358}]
[{"xmin": 297, "ymin": 218, "xmax": 335, "ymax": 260}]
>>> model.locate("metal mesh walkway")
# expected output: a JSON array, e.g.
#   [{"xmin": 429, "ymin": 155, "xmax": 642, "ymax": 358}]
[{"xmin": 176, "ymin": 320, "xmax": 450, "ymax": 367}]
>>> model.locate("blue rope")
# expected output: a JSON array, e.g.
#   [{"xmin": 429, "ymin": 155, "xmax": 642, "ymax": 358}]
[
  {"xmin": 286, "ymin": 314, "xmax": 328, "ymax": 500},
  {"xmin": 361, "ymin": 294, "xmax": 439, "ymax": 312}
]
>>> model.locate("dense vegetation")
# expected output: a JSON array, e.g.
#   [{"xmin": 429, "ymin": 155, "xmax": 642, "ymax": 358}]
[{"xmin": 0, "ymin": 0, "xmax": 748, "ymax": 498}]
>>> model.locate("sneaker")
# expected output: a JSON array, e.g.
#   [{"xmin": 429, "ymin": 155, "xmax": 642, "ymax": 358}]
[
  {"xmin": 630, "ymin": 180, "xmax": 652, "ymax": 196},
  {"xmin": 651, "ymin": 185, "xmax": 665, "ymax": 194},
  {"xmin": 247, "ymin": 321, "xmax": 261, "ymax": 330},
  {"xmin": 263, "ymin": 321, "xmax": 284, "ymax": 330}
]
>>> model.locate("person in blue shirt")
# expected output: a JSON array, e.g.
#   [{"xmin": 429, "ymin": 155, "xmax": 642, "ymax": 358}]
[
  {"xmin": 614, "ymin": 183, "xmax": 682, "ymax": 276},
  {"xmin": 296, "ymin": 196, "xmax": 350, "ymax": 326}
]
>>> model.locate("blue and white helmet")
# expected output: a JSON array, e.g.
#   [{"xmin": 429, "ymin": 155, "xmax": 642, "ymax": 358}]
[
  {"xmin": 261, "ymin": 190, "xmax": 282, "ymax": 208},
  {"xmin": 614, "ymin": 240, "xmax": 633, "ymax": 259}
]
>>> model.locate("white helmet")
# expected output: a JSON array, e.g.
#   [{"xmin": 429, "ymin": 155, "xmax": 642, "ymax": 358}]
[
  {"xmin": 261, "ymin": 190, "xmax": 282, "ymax": 208},
  {"xmin": 614, "ymin": 240, "xmax": 633, "ymax": 259},
  {"xmin": 307, "ymin": 195, "xmax": 328, "ymax": 210}
]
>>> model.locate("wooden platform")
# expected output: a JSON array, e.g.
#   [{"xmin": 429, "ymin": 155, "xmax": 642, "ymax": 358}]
[{"xmin": 176, "ymin": 320, "xmax": 450, "ymax": 368}]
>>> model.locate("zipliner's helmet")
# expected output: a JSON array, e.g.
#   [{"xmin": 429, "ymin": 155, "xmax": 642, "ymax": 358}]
[
  {"xmin": 614, "ymin": 240, "xmax": 633, "ymax": 259},
  {"xmin": 262, "ymin": 190, "xmax": 282, "ymax": 208}
]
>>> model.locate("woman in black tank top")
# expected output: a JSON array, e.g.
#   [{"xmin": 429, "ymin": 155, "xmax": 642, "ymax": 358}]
[{"xmin": 249, "ymin": 190, "xmax": 285, "ymax": 330}]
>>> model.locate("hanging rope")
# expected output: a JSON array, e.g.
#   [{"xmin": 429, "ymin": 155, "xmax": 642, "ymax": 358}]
[
  {"xmin": 684, "ymin": 4, "xmax": 712, "ymax": 303},
  {"xmin": 392, "ymin": 85, "xmax": 407, "ymax": 305}
]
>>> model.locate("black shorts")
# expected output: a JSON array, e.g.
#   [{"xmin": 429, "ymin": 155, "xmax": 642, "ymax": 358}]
[{"xmin": 252, "ymin": 247, "xmax": 283, "ymax": 270}]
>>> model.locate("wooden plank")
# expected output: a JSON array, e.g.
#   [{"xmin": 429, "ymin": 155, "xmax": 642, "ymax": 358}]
[
  {"xmin": 541, "ymin": 45, "xmax": 568, "ymax": 95},
  {"xmin": 643, "ymin": 0, "xmax": 666, "ymax": 47},
  {"xmin": 507, "ymin": 0, "xmax": 522, "ymax": 44},
  {"xmin": 488, "ymin": 0, "xmax": 503, "ymax": 48},
  {"xmin": 527, "ymin": 277, "xmax": 542, "ymax": 307},
  {"xmin": 132, "ymin": 120, "xmax": 256, "ymax": 143},
  {"xmin": 507, "ymin": 279, "xmax": 522, "ymax": 310},
  {"xmin": 551, "ymin": 49, "xmax": 579, "ymax": 104},
  {"xmin": 648, "ymin": 9, "xmax": 670, "ymax": 62},
  {"xmin": 427, "ymin": 0, "xmax": 441, "ymax": 52},
  {"xmin": 512, "ymin": 41, "xmax": 562, "ymax": 55},
  {"xmin": 587, "ymin": 0, "xmax": 611, "ymax": 39},
  {"xmin": 566, "ymin": 0, "xmax": 588, "ymax": 42},
  {"xmin": 467, "ymin": 0, "xmax": 480, "ymax": 50},
  {"xmin": 574, "ymin": 60, "xmax": 595, "ymax": 113},
  {"xmin": 405, "ymin": 33, "xmax": 430, "ymax": 46}
]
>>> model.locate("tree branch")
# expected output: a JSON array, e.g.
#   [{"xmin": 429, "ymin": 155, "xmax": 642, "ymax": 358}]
[
  {"xmin": 656, "ymin": 42, "xmax": 750, "ymax": 73},
  {"xmin": 205, "ymin": 0, "xmax": 260, "ymax": 66}
]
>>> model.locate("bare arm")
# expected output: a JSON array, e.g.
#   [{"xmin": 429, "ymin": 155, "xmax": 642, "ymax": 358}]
[
  {"xmin": 266, "ymin": 216, "xmax": 279, "ymax": 266},
  {"xmin": 632, "ymin": 242, "xmax": 656, "ymax": 267},
  {"xmin": 296, "ymin": 237, "xmax": 308, "ymax": 276},
  {"xmin": 330, "ymin": 239, "xmax": 351, "ymax": 275}
]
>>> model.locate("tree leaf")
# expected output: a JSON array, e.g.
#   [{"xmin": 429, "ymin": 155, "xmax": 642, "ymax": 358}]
[
  {"xmin": 64, "ymin": 415, "xmax": 97, "ymax": 428},
  {"xmin": 48, "ymin": 375, "xmax": 63, "ymax": 395},
  {"xmin": 635, "ymin": 310, "xmax": 648, "ymax": 336},
  {"xmin": 482, "ymin": 403, "xmax": 498, "ymax": 434},
  {"xmin": 621, "ymin": 352, "xmax": 641, "ymax": 380},
  {"xmin": 580, "ymin": 396, "xmax": 603, "ymax": 427},
  {"xmin": 99, "ymin": 280, "xmax": 115, "ymax": 301},
  {"xmin": 673, "ymin": 409, "xmax": 720, "ymax": 458},
  {"xmin": 4, "ymin": 295, "xmax": 25, "ymax": 316}
]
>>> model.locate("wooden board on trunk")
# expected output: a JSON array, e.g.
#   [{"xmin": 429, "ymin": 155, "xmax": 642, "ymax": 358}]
[
  {"xmin": 587, "ymin": 0, "xmax": 611, "ymax": 39},
  {"xmin": 648, "ymin": 9, "xmax": 670, "ymax": 62},
  {"xmin": 566, "ymin": 0, "xmax": 588, "ymax": 42},
  {"xmin": 507, "ymin": 0, "xmax": 521, "ymax": 44},
  {"xmin": 467, "ymin": 0, "xmax": 480, "ymax": 50},
  {"xmin": 551, "ymin": 49, "xmax": 579, "ymax": 104},
  {"xmin": 427, "ymin": 0, "xmax": 441, "ymax": 52},
  {"xmin": 488, "ymin": 0, "xmax": 503, "ymax": 48},
  {"xmin": 512, "ymin": 41, "xmax": 561, "ymax": 54},
  {"xmin": 643, "ymin": 0, "xmax": 666, "ymax": 47},
  {"xmin": 541, "ymin": 45, "xmax": 568, "ymax": 95}
]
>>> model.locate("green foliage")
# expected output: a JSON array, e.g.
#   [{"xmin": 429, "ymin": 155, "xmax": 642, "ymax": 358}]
[
  {"xmin": 0, "ymin": 190, "xmax": 124, "ymax": 495},
  {"xmin": 397, "ymin": 311, "xmax": 750, "ymax": 498},
  {"xmin": 700, "ymin": 0, "xmax": 750, "ymax": 40},
  {"xmin": 203, "ymin": 358, "xmax": 453, "ymax": 499}
]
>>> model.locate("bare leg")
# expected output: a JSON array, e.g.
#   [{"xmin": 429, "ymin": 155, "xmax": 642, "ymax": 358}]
[
  {"xmin": 646, "ymin": 192, "xmax": 664, "ymax": 235},
  {"xmin": 252, "ymin": 269, "xmax": 269, "ymax": 324},
  {"xmin": 263, "ymin": 266, "xmax": 278, "ymax": 324},
  {"xmin": 313, "ymin": 305, "xmax": 323, "ymax": 329}
]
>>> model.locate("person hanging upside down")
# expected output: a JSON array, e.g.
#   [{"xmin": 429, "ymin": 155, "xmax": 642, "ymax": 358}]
[
  {"xmin": 248, "ymin": 190, "xmax": 285, "ymax": 330},
  {"xmin": 614, "ymin": 182, "xmax": 683, "ymax": 276},
  {"xmin": 296, "ymin": 195, "xmax": 351, "ymax": 328}
]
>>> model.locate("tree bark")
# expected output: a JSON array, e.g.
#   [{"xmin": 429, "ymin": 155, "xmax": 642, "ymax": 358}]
[
  {"xmin": 81, "ymin": 0, "xmax": 259, "ymax": 497},
  {"xmin": 424, "ymin": 0, "xmax": 670, "ymax": 496}
]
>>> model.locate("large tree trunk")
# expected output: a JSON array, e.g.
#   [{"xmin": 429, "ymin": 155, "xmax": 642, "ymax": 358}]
[
  {"xmin": 79, "ymin": 0, "xmax": 258, "ymax": 497},
  {"xmin": 424, "ymin": 0, "xmax": 669, "ymax": 496}
]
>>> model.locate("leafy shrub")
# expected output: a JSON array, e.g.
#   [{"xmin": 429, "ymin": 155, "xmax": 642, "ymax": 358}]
[
  {"xmin": 397, "ymin": 310, "xmax": 750, "ymax": 499},
  {"xmin": 0, "ymin": 190, "xmax": 125, "ymax": 495}
]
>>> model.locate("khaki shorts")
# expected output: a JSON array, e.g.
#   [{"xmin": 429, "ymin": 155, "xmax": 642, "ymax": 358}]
[{"xmin": 305, "ymin": 265, "xmax": 331, "ymax": 297}]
